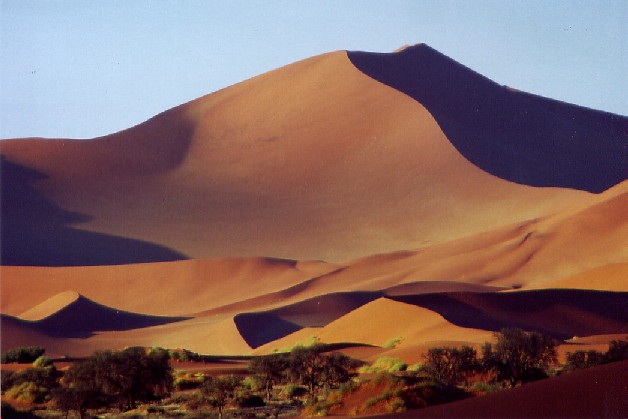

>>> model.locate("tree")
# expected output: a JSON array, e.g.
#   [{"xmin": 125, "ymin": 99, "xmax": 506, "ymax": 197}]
[
  {"xmin": 55, "ymin": 347, "xmax": 173, "ymax": 414},
  {"xmin": 250, "ymin": 353, "xmax": 289, "ymax": 400},
  {"xmin": 482, "ymin": 328, "xmax": 557, "ymax": 387},
  {"xmin": 320, "ymin": 351, "xmax": 359, "ymax": 391},
  {"xmin": 1, "ymin": 346, "xmax": 46, "ymax": 364},
  {"xmin": 606, "ymin": 340, "xmax": 627, "ymax": 363},
  {"xmin": 565, "ymin": 350, "xmax": 607, "ymax": 371},
  {"xmin": 201, "ymin": 375, "xmax": 242, "ymax": 419},
  {"xmin": 424, "ymin": 346, "xmax": 479, "ymax": 386},
  {"xmin": 2, "ymin": 365, "xmax": 59, "ymax": 404},
  {"xmin": 288, "ymin": 344, "xmax": 357, "ymax": 397}
]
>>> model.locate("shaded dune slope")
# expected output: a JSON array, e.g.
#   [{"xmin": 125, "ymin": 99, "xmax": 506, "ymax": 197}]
[
  {"xmin": 383, "ymin": 360, "xmax": 627, "ymax": 418},
  {"xmin": 234, "ymin": 288, "xmax": 627, "ymax": 349},
  {"xmin": 0, "ymin": 157, "xmax": 187, "ymax": 266},
  {"xmin": 393, "ymin": 289, "xmax": 628, "ymax": 340},
  {"xmin": 348, "ymin": 44, "xmax": 627, "ymax": 193},
  {"xmin": 1, "ymin": 48, "xmax": 598, "ymax": 264},
  {"xmin": 6, "ymin": 291, "xmax": 187, "ymax": 338}
]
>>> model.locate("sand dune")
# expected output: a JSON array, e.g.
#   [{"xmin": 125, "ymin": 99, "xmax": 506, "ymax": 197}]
[
  {"xmin": 8, "ymin": 291, "xmax": 186, "ymax": 339},
  {"xmin": 393, "ymin": 289, "xmax": 628, "ymax": 340},
  {"xmin": 1, "ymin": 46, "xmax": 604, "ymax": 265},
  {"xmin": 1, "ymin": 45, "xmax": 626, "ymax": 358},
  {"xmin": 349, "ymin": 44, "xmax": 626, "ymax": 193},
  {"xmin": 384, "ymin": 360, "xmax": 627, "ymax": 418},
  {"xmin": 1, "ymin": 257, "xmax": 325, "ymax": 317}
]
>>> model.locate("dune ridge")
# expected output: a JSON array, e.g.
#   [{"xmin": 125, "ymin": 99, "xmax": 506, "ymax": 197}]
[
  {"xmin": 1, "ymin": 44, "xmax": 626, "ymax": 358},
  {"xmin": 1, "ymin": 46, "xmax": 606, "ymax": 264},
  {"xmin": 348, "ymin": 44, "xmax": 626, "ymax": 193}
]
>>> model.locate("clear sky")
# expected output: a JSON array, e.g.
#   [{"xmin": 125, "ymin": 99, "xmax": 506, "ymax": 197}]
[{"xmin": 1, "ymin": 0, "xmax": 626, "ymax": 139}]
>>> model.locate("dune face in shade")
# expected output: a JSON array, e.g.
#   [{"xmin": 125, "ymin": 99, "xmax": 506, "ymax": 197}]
[
  {"xmin": 348, "ymin": 44, "xmax": 627, "ymax": 193},
  {"xmin": 1, "ymin": 49, "xmax": 599, "ymax": 264},
  {"xmin": 0, "ymin": 156, "xmax": 188, "ymax": 266},
  {"xmin": 1, "ymin": 45, "xmax": 627, "ymax": 364}
]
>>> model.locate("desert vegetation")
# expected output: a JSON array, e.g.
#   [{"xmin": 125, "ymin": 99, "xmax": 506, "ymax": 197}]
[{"xmin": 2, "ymin": 331, "xmax": 626, "ymax": 417}]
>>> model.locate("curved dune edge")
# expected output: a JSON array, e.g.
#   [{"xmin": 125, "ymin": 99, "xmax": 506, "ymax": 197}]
[
  {"xmin": 253, "ymin": 298, "xmax": 494, "ymax": 355},
  {"xmin": 347, "ymin": 44, "xmax": 626, "ymax": 193},
  {"xmin": 18, "ymin": 290, "xmax": 80, "ymax": 321},
  {"xmin": 0, "ymin": 49, "xmax": 596, "ymax": 264}
]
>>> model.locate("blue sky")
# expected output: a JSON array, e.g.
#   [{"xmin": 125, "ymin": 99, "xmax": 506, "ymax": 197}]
[{"xmin": 1, "ymin": 0, "xmax": 626, "ymax": 139}]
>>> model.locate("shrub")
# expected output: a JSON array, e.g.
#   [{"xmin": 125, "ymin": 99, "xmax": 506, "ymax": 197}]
[
  {"xmin": 238, "ymin": 394, "xmax": 265, "ymax": 408},
  {"xmin": 57, "ymin": 347, "xmax": 173, "ymax": 412},
  {"xmin": 383, "ymin": 337, "xmax": 404, "ymax": 349},
  {"xmin": 1, "ymin": 370, "xmax": 17, "ymax": 391},
  {"xmin": 606, "ymin": 340, "xmax": 628, "ymax": 362},
  {"xmin": 468, "ymin": 381, "xmax": 499, "ymax": 395},
  {"xmin": 173, "ymin": 376, "xmax": 202, "ymax": 390},
  {"xmin": 1, "ymin": 346, "xmax": 45, "ymax": 364},
  {"xmin": 32, "ymin": 355, "xmax": 52, "ymax": 368},
  {"xmin": 424, "ymin": 346, "xmax": 479, "ymax": 386},
  {"xmin": 565, "ymin": 350, "xmax": 607, "ymax": 371},
  {"xmin": 359, "ymin": 357, "xmax": 407, "ymax": 374},
  {"xmin": 6, "ymin": 381, "xmax": 49, "ymax": 404},
  {"xmin": 482, "ymin": 328, "xmax": 557, "ymax": 387},
  {"xmin": 281, "ymin": 383, "xmax": 308, "ymax": 399}
]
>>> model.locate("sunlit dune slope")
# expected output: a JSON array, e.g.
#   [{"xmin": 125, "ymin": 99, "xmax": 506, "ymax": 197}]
[
  {"xmin": 1, "ymin": 313, "xmax": 251, "ymax": 358},
  {"xmin": 0, "ymin": 257, "xmax": 328, "ymax": 317},
  {"xmin": 2, "ymin": 45, "xmax": 610, "ymax": 265},
  {"xmin": 2, "ymin": 180, "xmax": 625, "ymax": 355}
]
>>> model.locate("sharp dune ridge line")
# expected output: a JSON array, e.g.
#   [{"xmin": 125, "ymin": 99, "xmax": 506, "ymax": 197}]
[{"xmin": 1, "ymin": 44, "xmax": 626, "ymax": 357}]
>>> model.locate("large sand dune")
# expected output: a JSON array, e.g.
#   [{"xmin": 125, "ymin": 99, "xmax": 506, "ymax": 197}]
[
  {"xmin": 1, "ymin": 44, "xmax": 626, "ymax": 358},
  {"xmin": 4, "ymin": 45, "xmax": 620, "ymax": 265}
]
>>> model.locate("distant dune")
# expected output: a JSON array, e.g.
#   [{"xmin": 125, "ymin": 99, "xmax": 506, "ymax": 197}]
[
  {"xmin": 1, "ymin": 44, "xmax": 626, "ymax": 359},
  {"xmin": 4, "ymin": 291, "xmax": 186, "ymax": 339}
]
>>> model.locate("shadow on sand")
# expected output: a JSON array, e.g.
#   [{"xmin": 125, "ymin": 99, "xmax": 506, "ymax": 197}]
[
  {"xmin": 348, "ymin": 44, "xmax": 626, "ymax": 193},
  {"xmin": 1, "ymin": 156, "xmax": 187, "ymax": 266}
]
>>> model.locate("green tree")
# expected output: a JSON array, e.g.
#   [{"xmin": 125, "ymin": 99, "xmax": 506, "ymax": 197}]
[
  {"xmin": 55, "ymin": 347, "xmax": 173, "ymax": 413},
  {"xmin": 201, "ymin": 375, "xmax": 242, "ymax": 419},
  {"xmin": 289, "ymin": 344, "xmax": 358, "ymax": 397},
  {"xmin": 250, "ymin": 353, "xmax": 289, "ymax": 400},
  {"xmin": 482, "ymin": 328, "xmax": 557, "ymax": 387},
  {"xmin": 424, "ymin": 346, "xmax": 479, "ymax": 386},
  {"xmin": 1, "ymin": 346, "xmax": 45, "ymax": 364}
]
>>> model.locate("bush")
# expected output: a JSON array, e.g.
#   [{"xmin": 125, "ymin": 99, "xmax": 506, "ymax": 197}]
[
  {"xmin": 238, "ymin": 394, "xmax": 265, "ymax": 408},
  {"xmin": 359, "ymin": 357, "xmax": 407, "ymax": 374},
  {"xmin": 281, "ymin": 384, "xmax": 308, "ymax": 399},
  {"xmin": 424, "ymin": 346, "xmax": 479, "ymax": 386},
  {"xmin": 565, "ymin": 350, "xmax": 607, "ymax": 371},
  {"xmin": 56, "ymin": 347, "xmax": 173, "ymax": 413},
  {"xmin": 383, "ymin": 337, "xmax": 403, "ymax": 349},
  {"xmin": 468, "ymin": 381, "xmax": 499, "ymax": 395},
  {"xmin": 482, "ymin": 328, "xmax": 557, "ymax": 387},
  {"xmin": 1, "ymin": 370, "xmax": 17, "ymax": 391},
  {"xmin": 6, "ymin": 381, "xmax": 49, "ymax": 404},
  {"xmin": 32, "ymin": 355, "xmax": 52, "ymax": 368},
  {"xmin": 1, "ymin": 346, "xmax": 45, "ymax": 364},
  {"xmin": 606, "ymin": 340, "xmax": 628, "ymax": 362}
]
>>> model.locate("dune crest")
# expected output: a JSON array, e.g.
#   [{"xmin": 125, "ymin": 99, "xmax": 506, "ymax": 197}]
[
  {"xmin": 18, "ymin": 290, "xmax": 80, "ymax": 321},
  {"xmin": 1, "ymin": 45, "xmax": 626, "ymax": 358}
]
